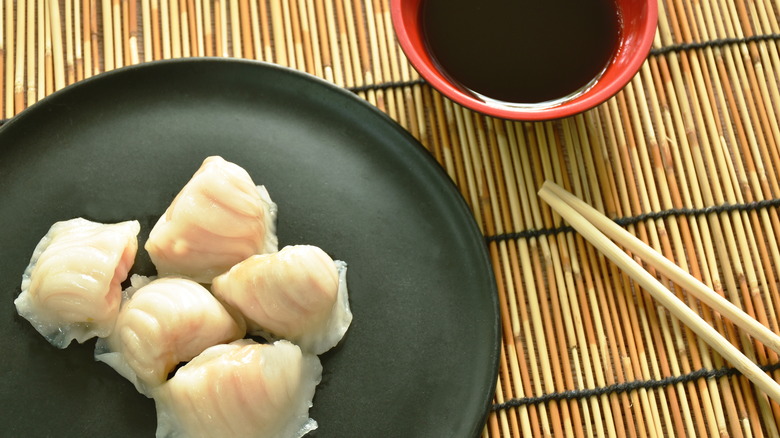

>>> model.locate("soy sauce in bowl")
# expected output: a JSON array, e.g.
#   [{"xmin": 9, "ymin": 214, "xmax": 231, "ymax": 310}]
[{"xmin": 421, "ymin": 0, "xmax": 622, "ymax": 107}]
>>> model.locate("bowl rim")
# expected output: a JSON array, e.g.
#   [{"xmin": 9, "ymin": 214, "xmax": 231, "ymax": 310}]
[{"xmin": 390, "ymin": 0, "xmax": 659, "ymax": 121}]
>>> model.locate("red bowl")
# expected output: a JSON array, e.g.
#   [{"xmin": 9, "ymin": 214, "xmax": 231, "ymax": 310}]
[{"xmin": 391, "ymin": 0, "xmax": 657, "ymax": 121}]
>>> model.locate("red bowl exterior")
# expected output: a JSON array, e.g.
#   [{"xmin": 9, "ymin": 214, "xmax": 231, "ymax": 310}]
[{"xmin": 391, "ymin": 0, "xmax": 658, "ymax": 121}]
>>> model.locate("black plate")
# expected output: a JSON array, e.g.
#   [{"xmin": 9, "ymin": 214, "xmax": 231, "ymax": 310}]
[{"xmin": 0, "ymin": 59, "xmax": 499, "ymax": 437}]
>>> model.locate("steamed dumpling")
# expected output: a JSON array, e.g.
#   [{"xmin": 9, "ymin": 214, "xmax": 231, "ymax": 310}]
[
  {"xmin": 211, "ymin": 245, "xmax": 351, "ymax": 355},
  {"xmin": 153, "ymin": 339, "xmax": 321, "ymax": 438},
  {"xmin": 95, "ymin": 276, "xmax": 245, "ymax": 394},
  {"xmin": 145, "ymin": 156, "xmax": 278, "ymax": 283},
  {"xmin": 14, "ymin": 218, "xmax": 140, "ymax": 348}
]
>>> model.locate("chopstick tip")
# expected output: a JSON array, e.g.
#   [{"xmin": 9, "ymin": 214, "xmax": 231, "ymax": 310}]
[{"xmin": 537, "ymin": 180, "xmax": 559, "ymax": 201}]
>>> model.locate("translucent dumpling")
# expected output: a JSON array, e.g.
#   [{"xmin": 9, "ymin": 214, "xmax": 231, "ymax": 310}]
[
  {"xmin": 14, "ymin": 218, "xmax": 140, "ymax": 348},
  {"xmin": 153, "ymin": 339, "xmax": 321, "ymax": 438},
  {"xmin": 95, "ymin": 276, "xmax": 245, "ymax": 395},
  {"xmin": 145, "ymin": 156, "xmax": 278, "ymax": 283},
  {"xmin": 211, "ymin": 245, "xmax": 351, "ymax": 355}
]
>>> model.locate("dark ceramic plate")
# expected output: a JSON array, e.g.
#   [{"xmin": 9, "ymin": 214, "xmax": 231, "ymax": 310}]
[{"xmin": 0, "ymin": 59, "xmax": 499, "ymax": 437}]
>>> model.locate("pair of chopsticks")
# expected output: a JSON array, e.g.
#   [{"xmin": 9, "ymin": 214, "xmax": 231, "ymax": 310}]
[{"xmin": 538, "ymin": 181, "xmax": 780, "ymax": 404}]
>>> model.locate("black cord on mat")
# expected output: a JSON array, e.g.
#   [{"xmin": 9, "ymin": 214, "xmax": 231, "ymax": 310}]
[
  {"xmin": 492, "ymin": 362, "xmax": 780, "ymax": 410},
  {"xmin": 346, "ymin": 78, "xmax": 426, "ymax": 94},
  {"xmin": 486, "ymin": 198, "xmax": 780, "ymax": 243},
  {"xmin": 650, "ymin": 33, "xmax": 780, "ymax": 57}
]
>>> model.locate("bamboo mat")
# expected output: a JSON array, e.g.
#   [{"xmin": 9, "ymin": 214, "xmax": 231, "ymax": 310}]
[{"xmin": 3, "ymin": 0, "xmax": 780, "ymax": 436}]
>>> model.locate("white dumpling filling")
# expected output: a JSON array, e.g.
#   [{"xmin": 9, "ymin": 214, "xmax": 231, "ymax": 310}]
[
  {"xmin": 95, "ymin": 275, "xmax": 245, "ymax": 395},
  {"xmin": 211, "ymin": 245, "xmax": 352, "ymax": 355},
  {"xmin": 145, "ymin": 156, "xmax": 278, "ymax": 283},
  {"xmin": 14, "ymin": 218, "xmax": 140, "ymax": 348},
  {"xmin": 153, "ymin": 339, "xmax": 321, "ymax": 438}
]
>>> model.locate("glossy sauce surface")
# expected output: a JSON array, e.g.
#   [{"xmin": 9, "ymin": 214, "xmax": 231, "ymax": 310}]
[{"xmin": 421, "ymin": 0, "xmax": 621, "ymax": 105}]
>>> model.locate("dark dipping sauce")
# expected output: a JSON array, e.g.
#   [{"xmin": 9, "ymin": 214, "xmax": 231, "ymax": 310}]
[{"xmin": 421, "ymin": 0, "xmax": 622, "ymax": 105}]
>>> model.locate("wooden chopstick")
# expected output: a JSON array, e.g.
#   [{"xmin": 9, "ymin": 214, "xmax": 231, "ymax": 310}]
[
  {"xmin": 538, "ymin": 180, "xmax": 780, "ymax": 404},
  {"xmin": 542, "ymin": 180, "xmax": 780, "ymax": 355}
]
